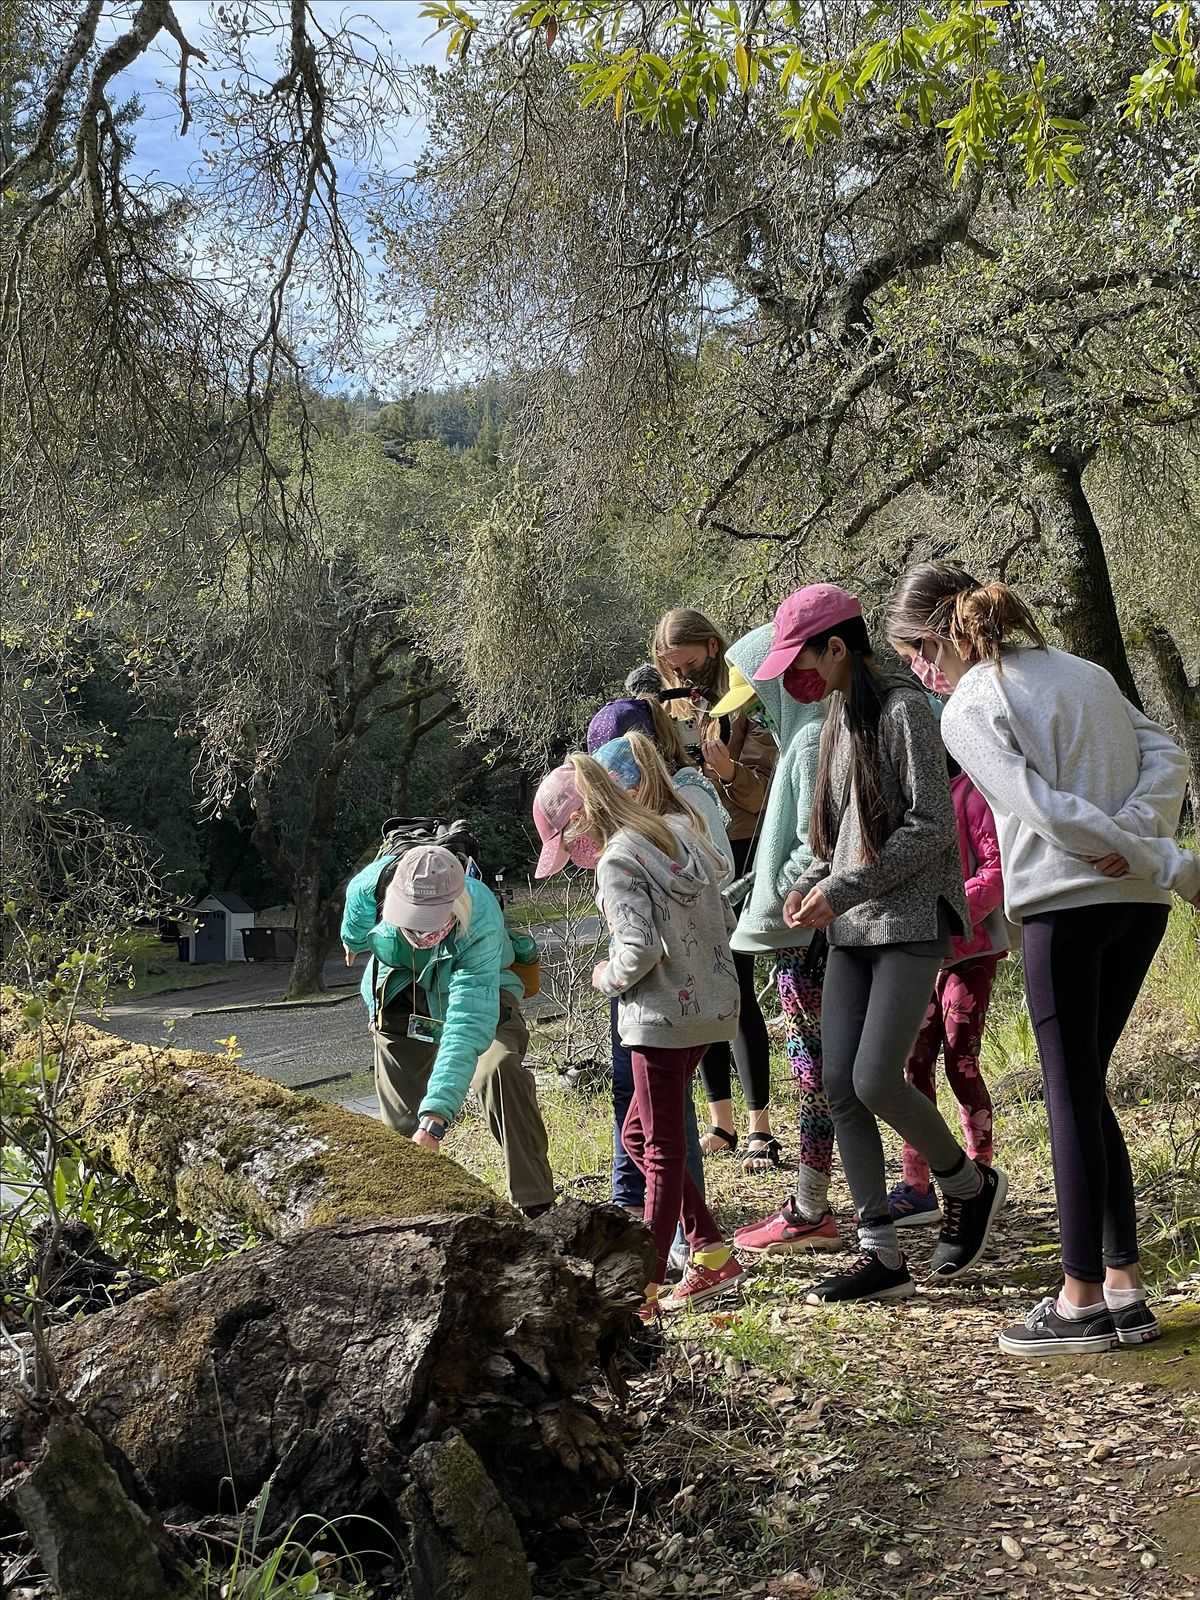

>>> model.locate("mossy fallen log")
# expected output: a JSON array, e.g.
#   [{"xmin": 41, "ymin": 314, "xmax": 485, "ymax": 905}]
[
  {"xmin": 0, "ymin": 994, "xmax": 508, "ymax": 1238},
  {"xmin": 4, "ymin": 1206, "xmax": 652, "ymax": 1597}
]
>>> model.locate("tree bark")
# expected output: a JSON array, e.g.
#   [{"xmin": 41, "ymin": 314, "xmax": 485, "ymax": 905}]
[
  {"xmin": 284, "ymin": 757, "xmax": 347, "ymax": 999},
  {"xmin": 0, "ymin": 999, "xmax": 512, "ymax": 1239},
  {"xmin": 5, "ymin": 1210, "xmax": 651, "ymax": 1592},
  {"xmin": 8, "ymin": 1418, "xmax": 201, "ymax": 1600},
  {"xmin": 1026, "ymin": 448, "xmax": 1143, "ymax": 705},
  {"xmin": 1135, "ymin": 612, "xmax": 1200, "ymax": 805}
]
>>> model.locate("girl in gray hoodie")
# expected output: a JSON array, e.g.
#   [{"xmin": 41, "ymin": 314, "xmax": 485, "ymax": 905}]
[{"xmin": 532, "ymin": 753, "xmax": 742, "ymax": 1316}]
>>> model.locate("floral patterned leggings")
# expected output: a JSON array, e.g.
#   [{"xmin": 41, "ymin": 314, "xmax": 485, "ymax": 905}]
[
  {"xmin": 775, "ymin": 948, "xmax": 833, "ymax": 1178},
  {"xmin": 901, "ymin": 953, "xmax": 1002, "ymax": 1193}
]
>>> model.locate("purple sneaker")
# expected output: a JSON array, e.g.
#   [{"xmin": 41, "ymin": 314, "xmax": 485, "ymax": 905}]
[{"xmin": 888, "ymin": 1182, "xmax": 943, "ymax": 1228}]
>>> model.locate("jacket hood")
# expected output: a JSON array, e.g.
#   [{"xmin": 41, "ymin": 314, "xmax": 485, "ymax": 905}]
[
  {"xmin": 727, "ymin": 624, "xmax": 822, "ymax": 754},
  {"xmin": 604, "ymin": 816, "xmax": 712, "ymax": 907}
]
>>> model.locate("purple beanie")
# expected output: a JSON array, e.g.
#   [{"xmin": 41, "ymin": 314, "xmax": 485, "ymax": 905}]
[{"xmin": 586, "ymin": 697, "xmax": 656, "ymax": 754}]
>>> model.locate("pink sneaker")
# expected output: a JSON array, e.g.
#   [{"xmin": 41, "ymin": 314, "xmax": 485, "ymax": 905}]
[
  {"xmin": 734, "ymin": 1197, "xmax": 841, "ymax": 1255},
  {"xmin": 660, "ymin": 1254, "xmax": 743, "ymax": 1313}
]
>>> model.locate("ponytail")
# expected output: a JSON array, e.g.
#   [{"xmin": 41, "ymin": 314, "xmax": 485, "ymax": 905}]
[
  {"xmin": 885, "ymin": 560, "xmax": 1047, "ymax": 667},
  {"xmin": 948, "ymin": 582, "xmax": 1047, "ymax": 665}
]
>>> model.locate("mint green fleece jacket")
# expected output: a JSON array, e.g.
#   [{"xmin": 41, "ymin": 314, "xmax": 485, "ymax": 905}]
[
  {"xmin": 340, "ymin": 866, "xmax": 522, "ymax": 1123},
  {"xmin": 726, "ymin": 626, "xmax": 826, "ymax": 955}
]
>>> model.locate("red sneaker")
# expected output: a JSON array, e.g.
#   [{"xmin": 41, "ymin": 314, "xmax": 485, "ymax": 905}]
[
  {"xmin": 734, "ymin": 1197, "xmax": 841, "ymax": 1255},
  {"xmin": 660, "ymin": 1254, "xmax": 743, "ymax": 1313}
]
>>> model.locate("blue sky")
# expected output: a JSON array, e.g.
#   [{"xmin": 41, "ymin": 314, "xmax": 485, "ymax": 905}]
[
  {"xmin": 100, "ymin": 2, "xmax": 442, "ymax": 187},
  {"xmin": 95, "ymin": 3, "xmax": 455, "ymax": 389}
]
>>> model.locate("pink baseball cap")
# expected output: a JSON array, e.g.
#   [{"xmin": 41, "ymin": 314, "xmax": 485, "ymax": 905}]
[
  {"xmin": 532, "ymin": 764, "xmax": 584, "ymax": 878},
  {"xmin": 757, "ymin": 584, "xmax": 863, "ymax": 680}
]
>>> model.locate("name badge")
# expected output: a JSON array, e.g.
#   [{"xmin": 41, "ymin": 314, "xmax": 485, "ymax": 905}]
[{"xmin": 407, "ymin": 1014, "xmax": 442, "ymax": 1044}]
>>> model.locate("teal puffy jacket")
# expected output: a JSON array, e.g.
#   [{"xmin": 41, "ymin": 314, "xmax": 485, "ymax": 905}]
[{"xmin": 340, "ymin": 865, "xmax": 523, "ymax": 1124}]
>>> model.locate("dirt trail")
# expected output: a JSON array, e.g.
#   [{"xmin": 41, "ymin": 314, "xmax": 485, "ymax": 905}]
[{"xmin": 533, "ymin": 1185, "xmax": 1200, "ymax": 1600}]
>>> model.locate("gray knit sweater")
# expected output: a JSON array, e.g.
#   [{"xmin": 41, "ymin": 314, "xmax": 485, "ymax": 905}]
[{"xmin": 793, "ymin": 681, "xmax": 970, "ymax": 947}]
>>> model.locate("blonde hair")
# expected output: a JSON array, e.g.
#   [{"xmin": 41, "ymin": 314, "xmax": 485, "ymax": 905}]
[
  {"xmin": 565, "ymin": 753, "xmax": 683, "ymax": 863},
  {"xmin": 450, "ymin": 887, "xmax": 473, "ymax": 936},
  {"xmin": 650, "ymin": 607, "xmax": 730, "ymax": 716},
  {"xmin": 885, "ymin": 561, "xmax": 1048, "ymax": 667},
  {"xmin": 624, "ymin": 732, "xmax": 727, "ymax": 877},
  {"xmin": 637, "ymin": 695, "xmax": 693, "ymax": 771}
]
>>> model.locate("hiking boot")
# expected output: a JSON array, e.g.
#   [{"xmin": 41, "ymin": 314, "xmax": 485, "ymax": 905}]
[
  {"xmin": 888, "ymin": 1182, "xmax": 943, "ymax": 1228},
  {"xmin": 1111, "ymin": 1299, "xmax": 1161, "ymax": 1347},
  {"xmin": 806, "ymin": 1252, "xmax": 915, "ymax": 1304},
  {"xmin": 734, "ymin": 1197, "xmax": 841, "ymax": 1255},
  {"xmin": 929, "ymin": 1164, "xmax": 1008, "ymax": 1278},
  {"xmin": 660, "ymin": 1255, "xmax": 743, "ymax": 1313},
  {"xmin": 998, "ymin": 1296, "xmax": 1118, "ymax": 1356}
]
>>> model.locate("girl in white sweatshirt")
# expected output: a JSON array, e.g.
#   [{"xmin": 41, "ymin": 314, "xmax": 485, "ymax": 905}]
[{"xmin": 886, "ymin": 561, "xmax": 1199, "ymax": 1359}]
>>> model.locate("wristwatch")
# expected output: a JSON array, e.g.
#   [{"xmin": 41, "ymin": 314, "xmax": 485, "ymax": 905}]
[{"xmin": 418, "ymin": 1115, "xmax": 448, "ymax": 1141}]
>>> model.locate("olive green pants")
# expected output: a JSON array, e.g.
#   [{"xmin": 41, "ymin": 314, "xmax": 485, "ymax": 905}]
[{"xmin": 372, "ymin": 991, "xmax": 554, "ymax": 1210}]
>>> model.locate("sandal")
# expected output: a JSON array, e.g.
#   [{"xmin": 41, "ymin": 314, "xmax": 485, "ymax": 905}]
[
  {"xmin": 742, "ymin": 1134, "xmax": 782, "ymax": 1174},
  {"xmin": 700, "ymin": 1125, "xmax": 738, "ymax": 1157}
]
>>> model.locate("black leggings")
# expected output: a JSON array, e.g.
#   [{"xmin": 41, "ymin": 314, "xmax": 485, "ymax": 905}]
[
  {"xmin": 1022, "ymin": 901, "xmax": 1169, "ymax": 1284},
  {"xmin": 699, "ymin": 836, "xmax": 772, "ymax": 1112}
]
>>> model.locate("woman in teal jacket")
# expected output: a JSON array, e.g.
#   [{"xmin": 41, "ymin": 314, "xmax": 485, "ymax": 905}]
[
  {"xmin": 341, "ymin": 845, "xmax": 554, "ymax": 1214},
  {"xmin": 714, "ymin": 628, "xmax": 841, "ymax": 1256}
]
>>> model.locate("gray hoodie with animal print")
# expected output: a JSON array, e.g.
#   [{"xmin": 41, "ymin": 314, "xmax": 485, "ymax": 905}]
[{"xmin": 594, "ymin": 817, "xmax": 740, "ymax": 1051}]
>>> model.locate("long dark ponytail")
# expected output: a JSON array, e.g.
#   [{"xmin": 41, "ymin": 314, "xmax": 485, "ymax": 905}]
[{"xmin": 807, "ymin": 615, "xmax": 891, "ymax": 865}]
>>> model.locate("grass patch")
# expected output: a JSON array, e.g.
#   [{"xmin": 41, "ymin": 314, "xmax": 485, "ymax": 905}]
[{"xmin": 124, "ymin": 952, "xmax": 244, "ymax": 997}]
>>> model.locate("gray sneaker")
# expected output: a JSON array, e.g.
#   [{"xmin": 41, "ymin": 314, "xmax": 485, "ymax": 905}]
[
  {"xmin": 1111, "ymin": 1299, "xmax": 1160, "ymax": 1346},
  {"xmin": 998, "ymin": 1296, "xmax": 1118, "ymax": 1356}
]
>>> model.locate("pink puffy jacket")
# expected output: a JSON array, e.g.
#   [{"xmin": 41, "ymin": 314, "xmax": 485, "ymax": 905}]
[{"xmin": 950, "ymin": 772, "xmax": 1008, "ymax": 963}]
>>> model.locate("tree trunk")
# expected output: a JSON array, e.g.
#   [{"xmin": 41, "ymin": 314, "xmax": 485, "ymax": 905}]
[
  {"xmin": 0, "ymin": 997, "xmax": 511, "ymax": 1239},
  {"xmin": 1136, "ymin": 612, "xmax": 1200, "ymax": 807},
  {"xmin": 285, "ymin": 761, "xmax": 345, "ymax": 1000},
  {"xmin": 390, "ymin": 699, "xmax": 422, "ymax": 816},
  {"xmin": 5, "ymin": 1210, "xmax": 651, "ymax": 1595},
  {"xmin": 1026, "ymin": 448, "xmax": 1142, "ymax": 706}
]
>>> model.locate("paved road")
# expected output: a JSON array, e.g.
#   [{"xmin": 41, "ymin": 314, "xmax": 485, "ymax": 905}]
[
  {"xmin": 99, "ymin": 924, "xmax": 602, "ymax": 1095},
  {"xmin": 100, "ymin": 958, "xmax": 369, "ymax": 1091}
]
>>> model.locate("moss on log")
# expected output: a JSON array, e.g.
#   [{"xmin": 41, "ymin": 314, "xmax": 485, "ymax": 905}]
[{"xmin": 0, "ymin": 993, "xmax": 510, "ymax": 1238}]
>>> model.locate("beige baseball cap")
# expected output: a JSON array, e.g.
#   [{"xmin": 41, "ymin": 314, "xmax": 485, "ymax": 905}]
[{"xmin": 381, "ymin": 845, "xmax": 466, "ymax": 932}]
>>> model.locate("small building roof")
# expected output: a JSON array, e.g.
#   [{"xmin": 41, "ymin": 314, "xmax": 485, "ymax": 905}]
[{"xmin": 195, "ymin": 890, "xmax": 256, "ymax": 914}]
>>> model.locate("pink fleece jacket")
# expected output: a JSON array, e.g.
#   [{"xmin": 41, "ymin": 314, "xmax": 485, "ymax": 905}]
[{"xmin": 950, "ymin": 772, "xmax": 1008, "ymax": 963}]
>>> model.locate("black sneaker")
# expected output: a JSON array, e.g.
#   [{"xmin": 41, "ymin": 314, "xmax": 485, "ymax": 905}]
[
  {"xmin": 929, "ymin": 1163, "xmax": 1008, "ymax": 1278},
  {"xmin": 806, "ymin": 1251, "xmax": 916, "ymax": 1304},
  {"xmin": 1111, "ymin": 1299, "xmax": 1161, "ymax": 1346},
  {"xmin": 998, "ymin": 1296, "xmax": 1118, "ymax": 1356}
]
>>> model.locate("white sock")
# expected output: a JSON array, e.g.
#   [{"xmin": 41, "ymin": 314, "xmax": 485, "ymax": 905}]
[
  {"xmin": 793, "ymin": 1164, "xmax": 830, "ymax": 1223},
  {"xmin": 1056, "ymin": 1292, "xmax": 1106, "ymax": 1321},
  {"xmin": 1103, "ymin": 1285, "xmax": 1147, "ymax": 1310}
]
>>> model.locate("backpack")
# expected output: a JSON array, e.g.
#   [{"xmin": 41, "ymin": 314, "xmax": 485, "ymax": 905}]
[
  {"xmin": 372, "ymin": 816, "xmax": 482, "ymax": 925},
  {"xmin": 370, "ymin": 817, "xmax": 540, "ymax": 998}
]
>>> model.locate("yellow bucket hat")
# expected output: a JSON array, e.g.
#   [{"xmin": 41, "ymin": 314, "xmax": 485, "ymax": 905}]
[{"xmin": 710, "ymin": 663, "xmax": 758, "ymax": 717}]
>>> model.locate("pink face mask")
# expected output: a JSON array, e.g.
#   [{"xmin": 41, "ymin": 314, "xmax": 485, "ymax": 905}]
[
  {"xmin": 567, "ymin": 834, "xmax": 602, "ymax": 871},
  {"xmin": 400, "ymin": 918, "xmax": 457, "ymax": 949},
  {"xmin": 910, "ymin": 641, "xmax": 953, "ymax": 697},
  {"xmin": 783, "ymin": 660, "xmax": 829, "ymax": 704}
]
